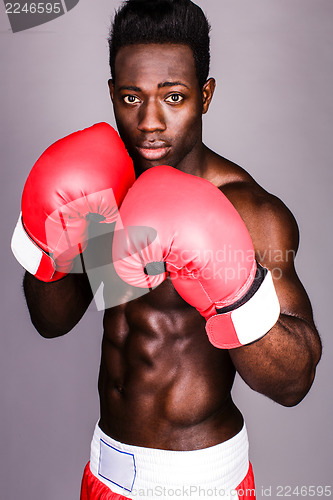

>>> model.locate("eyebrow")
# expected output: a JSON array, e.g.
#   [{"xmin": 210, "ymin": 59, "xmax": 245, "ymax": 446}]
[
  {"xmin": 117, "ymin": 81, "xmax": 190, "ymax": 92},
  {"xmin": 158, "ymin": 81, "xmax": 189, "ymax": 89},
  {"xmin": 117, "ymin": 85, "xmax": 142, "ymax": 92}
]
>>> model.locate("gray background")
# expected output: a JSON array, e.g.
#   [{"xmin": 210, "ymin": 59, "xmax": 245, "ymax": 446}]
[{"xmin": 1, "ymin": 0, "xmax": 332, "ymax": 498}]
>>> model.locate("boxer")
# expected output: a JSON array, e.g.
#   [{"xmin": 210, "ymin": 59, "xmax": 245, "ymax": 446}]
[{"xmin": 12, "ymin": 1, "xmax": 322, "ymax": 499}]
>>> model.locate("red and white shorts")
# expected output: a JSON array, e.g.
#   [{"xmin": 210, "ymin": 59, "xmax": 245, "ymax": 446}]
[{"xmin": 81, "ymin": 423, "xmax": 256, "ymax": 500}]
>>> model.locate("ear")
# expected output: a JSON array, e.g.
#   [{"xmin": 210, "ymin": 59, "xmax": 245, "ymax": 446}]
[
  {"xmin": 202, "ymin": 78, "xmax": 216, "ymax": 114},
  {"xmin": 108, "ymin": 79, "xmax": 114, "ymax": 102}
]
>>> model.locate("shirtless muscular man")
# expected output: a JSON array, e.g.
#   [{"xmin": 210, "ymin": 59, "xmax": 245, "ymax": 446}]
[{"xmin": 11, "ymin": 1, "xmax": 322, "ymax": 499}]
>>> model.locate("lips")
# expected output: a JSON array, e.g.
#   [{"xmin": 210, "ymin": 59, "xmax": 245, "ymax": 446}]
[{"xmin": 136, "ymin": 142, "xmax": 171, "ymax": 161}]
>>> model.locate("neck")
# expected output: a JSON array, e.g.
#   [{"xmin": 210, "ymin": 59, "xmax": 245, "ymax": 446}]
[{"xmin": 176, "ymin": 142, "xmax": 210, "ymax": 178}]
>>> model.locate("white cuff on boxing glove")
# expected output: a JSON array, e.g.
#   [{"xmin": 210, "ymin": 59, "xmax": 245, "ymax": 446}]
[
  {"xmin": 11, "ymin": 213, "xmax": 58, "ymax": 282},
  {"xmin": 206, "ymin": 267, "xmax": 280, "ymax": 349}
]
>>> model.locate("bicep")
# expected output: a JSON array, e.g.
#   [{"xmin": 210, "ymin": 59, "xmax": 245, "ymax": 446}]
[
  {"xmin": 251, "ymin": 198, "xmax": 315, "ymax": 325},
  {"xmin": 220, "ymin": 180, "xmax": 318, "ymax": 334}
]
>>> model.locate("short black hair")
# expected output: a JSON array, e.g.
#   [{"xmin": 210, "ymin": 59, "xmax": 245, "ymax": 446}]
[{"xmin": 108, "ymin": 0, "xmax": 211, "ymax": 89}]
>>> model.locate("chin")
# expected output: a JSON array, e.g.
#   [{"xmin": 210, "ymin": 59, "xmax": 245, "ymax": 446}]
[{"xmin": 135, "ymin": 159, "xmax": 175, "ymax": 175}]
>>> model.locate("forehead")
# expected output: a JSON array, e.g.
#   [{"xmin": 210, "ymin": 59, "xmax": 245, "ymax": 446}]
[{"xmin": 114, "ymin": 44, "xmax": 198, "ymax": 87}]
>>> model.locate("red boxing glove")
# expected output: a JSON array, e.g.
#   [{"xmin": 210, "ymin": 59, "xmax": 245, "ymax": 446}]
[
  {"xmin": 112, "ymin": 166, "xmax": 280, "ymax": 349},
  {"xmin": 11, "ymin": 123, "xmax": 135, "ymax": 282}
]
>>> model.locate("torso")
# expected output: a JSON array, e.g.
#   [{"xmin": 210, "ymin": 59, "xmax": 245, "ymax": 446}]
[{"xmin": 98, "ymin": 148, "xmax": 266, "ymax": 450}]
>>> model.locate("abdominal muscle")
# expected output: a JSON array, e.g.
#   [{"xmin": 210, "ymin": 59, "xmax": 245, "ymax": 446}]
[{"xmin": 98, "ymin": 279, "xmax": 244, "ymax": 451}]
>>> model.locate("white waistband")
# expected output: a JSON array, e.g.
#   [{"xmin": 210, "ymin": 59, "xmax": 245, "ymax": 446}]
[{"xmin": 89, "ymin": 423, "xmax": 249, "ymax": 499}]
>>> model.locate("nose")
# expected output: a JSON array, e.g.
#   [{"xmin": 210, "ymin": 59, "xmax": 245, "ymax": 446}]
[{"xmin": 138, "ymin": 99, "xmax": 166, "ymax": 133}]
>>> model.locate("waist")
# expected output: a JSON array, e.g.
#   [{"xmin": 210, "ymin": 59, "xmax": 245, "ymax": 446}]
[{"xmin": 89, "ymin": 422, "xmax": 249, "ymax": 499}]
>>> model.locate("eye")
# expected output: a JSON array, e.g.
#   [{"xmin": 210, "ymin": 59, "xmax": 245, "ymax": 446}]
[
  {"xmin": 165, "ymin": 93, "xmax": 184, "ymax": 104},
  {"xmin": 123, "ymin": 95, "xmax": 141, "ymax": 104}
]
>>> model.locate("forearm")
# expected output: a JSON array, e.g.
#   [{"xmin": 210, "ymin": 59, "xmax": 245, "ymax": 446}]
[
  {"xmin": 23, "ymin": 271, "xmax": 93, "ymax": 338},
  {"xmin": 229, "ymin": 314, "xmax": 322, "ymax": 406}
]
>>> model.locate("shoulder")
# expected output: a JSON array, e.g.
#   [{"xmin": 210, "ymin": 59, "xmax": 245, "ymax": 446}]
[
  {"xmin": 205, "ymin": 150, "xmax": 300, "ymax": 266},
  {"xmin": 224, "ymin": 180, "xmax": 299, "ymax": 265}
]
